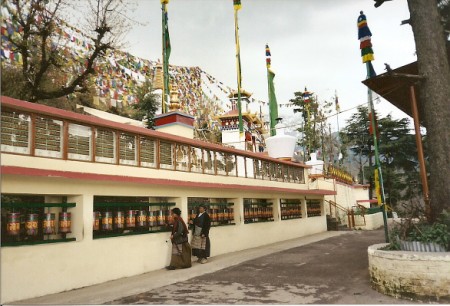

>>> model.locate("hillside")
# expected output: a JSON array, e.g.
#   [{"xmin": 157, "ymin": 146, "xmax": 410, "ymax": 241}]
[{"xmin": 1, "ymin": 1, "xmax": 268, "ymax": 132}]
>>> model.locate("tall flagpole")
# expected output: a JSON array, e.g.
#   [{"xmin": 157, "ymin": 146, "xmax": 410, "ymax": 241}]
[
  {"xmin": 161, "ymin": 0, "xmax": 171, "ymax": 114},
  {"xmin": 233, "ymin": 0, "xmax": 244, "ymax": 136},
  {"xmin": 358, "ymin": 11, "xmax": 388, "ymax": 242},
  {"xmin": 335, "ymin": 90, "xmax": 341, "ymax": 165}
]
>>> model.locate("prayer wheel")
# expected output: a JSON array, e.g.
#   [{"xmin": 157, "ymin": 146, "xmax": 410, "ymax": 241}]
[
  {"xmin": 218, "ymin": 209, "xmax": 224, "ymax": 221},
  {"xmin": 222, "ymin": 208, "xmax": 228, "ymax": 221},
  {"xmin": 6, "ymin": 212, "xmax": 21, "ymax": 236},
  {"xmin": 165, "ymin": 209, "xmax": 173, "ymax": 225},
  {"xmin": 136, "ymin": 210, "xmax": 147, "ymax": 228},
  {"xmin": 114, "ymin": 210, "xmax": 125, "ymax": 229},
  {"xmin": 211, "ymin": 209, "xmax": 218, "ymax": 222},
  {"xmin": 43, "ymin": 213, "xmax": 56, "ymax": 234},
  {"xmin": 249, "ymin": 208, "xmax": 254, "ymax": 219},
  {"xmin": 157, "ymin": 210, "xmax": 165, "ymax": 226},
  {"xmin": 125, "ymin": 210, "xmax": 136, "ymax": 228},
  {"xmin": 102, "ymin": 211, "xmax": 113, "ymax": 231},
  {"xmin": 228, "ymin": 208, "xmax": 234, "ymax": 221},
  {"xmin": 93, "ymin": 211, "xmax": 101, "ymax": 231},
  {"xmin": 244, "ymin": 208, "xmax": 249, "ymax": 220},
  {"xmin": 147, "ymin": 211, "xmax": 156, "ymax": 227},
  {"xmin": 58, "ymin": 212, "xmax": 72, "ymax": 233},
  {"xmin": 25, "ymin": 213, "xmax": 39, "ymax": 236}
]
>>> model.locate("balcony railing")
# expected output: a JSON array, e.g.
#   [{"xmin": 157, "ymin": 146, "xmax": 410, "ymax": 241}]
[{"xmin": 1, "ymin": 96, "xmax": 306, "ymax": 184}]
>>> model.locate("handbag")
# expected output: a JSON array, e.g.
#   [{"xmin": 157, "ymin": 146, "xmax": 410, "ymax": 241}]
[
  {"xmin": 194, "ymin": 225, "xmax": 202, "ymax": 236},
  {"xmin": 174, "ymin": 233, "xmax": 188, "ymax": 245},
  {"xmin": 173, "ymin": 220, "xmax": 188, "ymax": 244}
]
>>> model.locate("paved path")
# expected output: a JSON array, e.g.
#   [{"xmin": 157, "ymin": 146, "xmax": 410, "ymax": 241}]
[
  {"xmin": 110, "ymin": 229, "xmax": 421, "ymax": 305},
  {"xmin": 13, "ymin": 230, "xmax": 425, "ymax": 305}
]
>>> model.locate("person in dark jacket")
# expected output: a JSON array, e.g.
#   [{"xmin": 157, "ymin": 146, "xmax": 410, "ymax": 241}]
[
  {"xmin": 166, "ymin": 207, "xmax": 191, "ymax": 270},
  {"xmin": 190, "ymin": 204, "xmax": 211, "ymax": 264}
]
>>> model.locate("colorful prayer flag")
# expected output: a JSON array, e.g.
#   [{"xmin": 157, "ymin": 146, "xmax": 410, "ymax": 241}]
[
  {"xmin": 233, "ymin": 0, "xmax": 242, "ymax": 11},
  {"xmin": 357, "ymin": 12, "xmax": 374, "ymax": 64},
  {"xmin": 335, "ymin": 93, "xmax": 340, "ymax": 112},
  {"xmin": 265, "ymin": 44, "xmax": 271, "ymax": 56},
  {"xmin": 303, "ymin": 88, "xmax": 312, "ymax": 103}
]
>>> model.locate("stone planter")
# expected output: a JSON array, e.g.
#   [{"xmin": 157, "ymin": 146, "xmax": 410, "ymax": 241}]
[{"xmin": 368, "ymin": 243, "xmax": 450, "ymax": 302}]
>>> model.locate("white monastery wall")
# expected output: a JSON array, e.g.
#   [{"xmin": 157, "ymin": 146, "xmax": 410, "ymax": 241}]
[{"xmin": 1, "ymin": 163, "xmax": 326, "ymax": 304}]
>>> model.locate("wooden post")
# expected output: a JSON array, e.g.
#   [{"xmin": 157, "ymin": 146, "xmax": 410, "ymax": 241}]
[{"xmin": 409, "ymin": 85, "xmax": 431, "ymax": 220}]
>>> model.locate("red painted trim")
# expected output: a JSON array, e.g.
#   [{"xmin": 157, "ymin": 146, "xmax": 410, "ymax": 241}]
[
  {"xmin": 1, "ymin": 166, "xmax": 336, "ymax": 196},
  {"xmin": 155, "ymin": 113, "xmax": 194, "ymax": 127},
  {"xmin": 0, "ymin": 96, "xmax": 307, "ymax": 168}
]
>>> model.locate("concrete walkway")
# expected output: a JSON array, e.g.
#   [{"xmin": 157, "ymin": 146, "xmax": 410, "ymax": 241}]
[{"xmin": 10, "ymin": 230, "xmax": 422, "ymax": 305}]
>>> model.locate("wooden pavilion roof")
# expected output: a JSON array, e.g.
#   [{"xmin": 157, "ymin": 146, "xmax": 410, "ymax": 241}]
[{"xmin": 362, "ymin": 44, "xmax": 450, "ymax": 128}]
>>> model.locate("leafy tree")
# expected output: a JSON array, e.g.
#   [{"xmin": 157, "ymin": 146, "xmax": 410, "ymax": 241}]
[
  {"xmin": 131, "ymin": 80, "xmax": 160, "ymax": 129},
  {"xmin": 339, "ymin": 105, "xmax": 372, "ymax": 184},
  {"xmin": 340, "ymin": 106, "xmax": 421, "ymax": 210},
  {"xmin": 376, "ymin": 0, "xmax": 450, "ymax": 222},
  {"xmin": 1, "ymin": 0, "xmax": 134, "ymax": 103},
  {"xmin": 290, "ymin": 88, "xmax": 332, "ymax": 161}
]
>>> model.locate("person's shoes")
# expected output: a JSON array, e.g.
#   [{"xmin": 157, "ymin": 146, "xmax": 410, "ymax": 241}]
[
  {"xmin": 200, "ymin": 258, "xmax": 208, "ymax": 264},
  {"xmin": 166, "ymin": 266, "xmax": 176, "ymax": 270},
  {"xmin": 197, "ymin": 258, "xmax": 202, "ymax": 263}
]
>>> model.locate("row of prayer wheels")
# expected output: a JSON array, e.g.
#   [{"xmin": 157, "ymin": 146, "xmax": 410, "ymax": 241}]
[
  {"xmin": 281, "ymin": 206, "xmax": 302, "ymax": 219},
  {"xmin": 307, "ymin": 207, "xmax": 322, "ymax": 217},
  {"xmin": 244, "ymin": 207, "xmax": 273, "ymax": 221},
  {"xmin": 190, "ymin": 207, "xmax": 234, "ymax": 223},
  {"xmin": 93, "ymin": 209, "xmax": 173, "ymax": 231},
  {"xmin": 6, "ymin": 212, "xmax": 71, "ymax": 236}
]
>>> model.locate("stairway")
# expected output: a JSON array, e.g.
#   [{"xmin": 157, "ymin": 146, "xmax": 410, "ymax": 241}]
[
  {"xmin": 326, "ymin": 215, "xmax": 339, "ymax": 231},
  {"xmin": 326, "ymin": 215, "xmax": 351, "ymax": 231}
]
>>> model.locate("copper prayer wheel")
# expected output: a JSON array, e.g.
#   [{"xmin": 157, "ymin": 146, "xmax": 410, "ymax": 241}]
[
  {"xmin": 136, "ymin": 210, "xmax": 147, "ymax": 227},
  {"xmin": 249, "ymin": 208, "xmax": 254, "ymax": 219},
  {"xmin": 244, "ymin": 208, "xmax": 249, "ymax": 219},
  {"xmin": 43, "ymin": 213, "xmax": 56, "ymax": 234},
  {"xmin": 228, "ymin": 208, "xmax": 234, "ymax": 221},
  {"xmin": 147, "ymin": 211, "xmax": 156, "ymax": 227},
  {"xmin": 25, "ymin": 213, "xmax": 39, "ymax": 236},
  {"xmin": 102, "ymin": 211, "xmax": 113, "ymax": 231},
  {"xmin": 114, "ymin": 211, "xmax": 125, "ymax": 229},
  {"xmin": 125, "ymin": 210, "xmax": 136, "ymax": 228},
  {"xmin": 218, "ymin": 209, "xmax": 224, "ymax": 221},
  {"xmin": 93, "ymin": 211, "xmax": 101, "ymax": 231},
  {"xmin": 222, "ymin": 208, "xmax": 228, "ymax": 221},
  {"xmin": 59, "ymin": 212, "xmax": 72, "ymax": 233},
  {"xmin": 6, "ymin": 212, "xmax": 21, "ymax": 236},
  {"xmin": 211, "ymin": 209, "xmax": 218, "ymax": 222},
  {"xmin": 157, "ymin": 210, "xmax": 165, "ymax": 226},
  {"xmin": 165, "ymin": 209, "xmax": 173, "ymax": 225}
]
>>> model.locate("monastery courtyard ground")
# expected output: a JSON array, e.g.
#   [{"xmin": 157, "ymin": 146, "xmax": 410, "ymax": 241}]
[{"xmin": 14, "ymin": 229, "xmax": 431, "ymax": 305}]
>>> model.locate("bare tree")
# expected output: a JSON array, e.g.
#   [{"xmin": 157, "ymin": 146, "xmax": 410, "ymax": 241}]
[{"xmin": 1, "ymin": 0, "xmax": 135, "ymax": 102}]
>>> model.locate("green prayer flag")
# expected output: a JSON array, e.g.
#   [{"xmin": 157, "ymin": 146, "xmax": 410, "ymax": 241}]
[
  {"xmin": 268, "ymin": 69, "xmax": 279, "ymax": 137},
  {"xmin": 162, "ymin": 2, "xmax": 171, "ymax": 113}
]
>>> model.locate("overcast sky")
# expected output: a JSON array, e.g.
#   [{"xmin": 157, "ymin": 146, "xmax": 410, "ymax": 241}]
[{"xmin": 111, "ymin": 0, "xmax": 416, "ymax": 131}]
